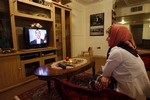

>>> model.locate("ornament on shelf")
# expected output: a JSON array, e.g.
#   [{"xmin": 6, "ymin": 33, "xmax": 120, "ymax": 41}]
[
  {"xmin": 32, "ymin": 0, "xmax": 44, "ymax": 4},
  {"xmin": 31, "ymin": 23, "xmax": 43, "ymax": 28},
  {"xmin": 44, "ymin": 0, "xmax": 52, "ymax": 6},
  {"xmin": 52, "ymin": 0, "xmax": 61, "ymax": 4}
]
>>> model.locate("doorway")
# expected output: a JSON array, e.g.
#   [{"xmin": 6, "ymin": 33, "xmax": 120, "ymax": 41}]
[{"xmin": 130, "ymin": 24, "xmax": 143, "ymax": 48}]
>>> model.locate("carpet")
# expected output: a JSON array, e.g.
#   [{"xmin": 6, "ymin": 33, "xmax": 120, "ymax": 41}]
[{"xmin": 14, "ymin": 73, "xmax": 93, "ymax": 100}]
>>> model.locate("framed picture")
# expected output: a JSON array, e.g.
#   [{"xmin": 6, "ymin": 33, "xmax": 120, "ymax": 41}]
[{"xmin": 90, "ymin": 13, "xmax": 104, "ymax": 36}]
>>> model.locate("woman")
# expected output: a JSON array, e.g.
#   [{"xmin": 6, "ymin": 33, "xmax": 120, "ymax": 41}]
[{"xmin": 98, "ymin": 24, "xmax": 150, "ymax": 100}]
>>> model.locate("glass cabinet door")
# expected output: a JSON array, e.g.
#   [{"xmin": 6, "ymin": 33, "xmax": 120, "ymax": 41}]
[
  {"xmin": 65, "ymin": 10, "xmax": 71, "ymax": 58},
  {"xmin": 54, "ymin": 5, "xmax": 71, "ymax": 60},
  {"xmin": 0, "ymin": 0, "xmax": 13, "ymax": 50},
  {"xmin": 55, "ymin": 7, "xmax": 63, "ymax": 60}
]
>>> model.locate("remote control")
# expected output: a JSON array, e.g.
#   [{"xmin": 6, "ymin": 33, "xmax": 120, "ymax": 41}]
[{"xmin": 57, "ymin": 63, "xmax": 66, "ymax": 69}]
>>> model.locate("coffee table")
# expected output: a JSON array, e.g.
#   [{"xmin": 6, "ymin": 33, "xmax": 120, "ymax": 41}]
[{"xmin": 34, "ymin": 57, "xmax": 95, "ymax": 92}]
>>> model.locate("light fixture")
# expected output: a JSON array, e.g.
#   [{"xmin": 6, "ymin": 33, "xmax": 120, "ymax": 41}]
[{"xmin": 119, "ymin": 18, "xmax": 127, "ymax": 24}]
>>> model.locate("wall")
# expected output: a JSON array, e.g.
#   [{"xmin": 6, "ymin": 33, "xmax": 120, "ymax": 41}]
[
  {"xmin": 143, "ymin": 23, "xmax": 150, "ymax": 39},
  {"xmin": 68, "ymin": 1, "xmax": 86, "ymax": 57},
  {"xmin": 68, "ymin": 0, "xmax": 113, "ymax": 57},
  {"xmin": 85, "ymin": 0, "xmax": 113, "ymax": 57}
]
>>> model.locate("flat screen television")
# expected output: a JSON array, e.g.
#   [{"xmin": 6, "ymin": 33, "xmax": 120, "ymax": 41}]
[{"xmin": 23, "ymin": 27, "xmax": 48, "ymax": 48}]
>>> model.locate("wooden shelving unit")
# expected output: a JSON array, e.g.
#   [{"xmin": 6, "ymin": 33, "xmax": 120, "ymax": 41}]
[{"xmin": 0, "ymin": 0, "xmax": 72, "ymax": 92}]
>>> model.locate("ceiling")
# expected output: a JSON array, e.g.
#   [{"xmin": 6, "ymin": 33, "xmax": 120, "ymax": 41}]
[
  {"xmin": 75, "ymin": 0, "xmax": 150, "ymax": 6},
  {"xmin": 74, "ymin": 0, "xmax": 150, "ymax": 24},
  {"xmin": 114, "ymin": 0, "xmax": 150, "ymax": 8},
  {"xmin": 75, "ymin": 0, "xmax": 102, "ymax": 5},
  {"xmin": 114, "ymin": 0, "xmax": 150, "ymax": 24}
]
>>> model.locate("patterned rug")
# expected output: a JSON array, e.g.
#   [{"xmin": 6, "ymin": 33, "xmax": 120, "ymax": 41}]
[{"xmin": 14, "ymin": 73, "xmax": 93, "ymax": 100}]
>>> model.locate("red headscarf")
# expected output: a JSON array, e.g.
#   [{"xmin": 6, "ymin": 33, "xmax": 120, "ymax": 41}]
[{"xmin": 108, "ymin": 24, "xmax": 136, "ymax": 49}]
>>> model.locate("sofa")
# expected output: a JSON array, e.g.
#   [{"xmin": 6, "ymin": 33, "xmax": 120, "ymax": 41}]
[{"xmin": 53, "ymin": 78, "xmax": 134, "ymax": 100}]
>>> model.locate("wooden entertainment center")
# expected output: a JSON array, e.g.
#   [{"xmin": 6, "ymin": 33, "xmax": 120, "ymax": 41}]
[{"xmin": 0, "ymin": 0, "xmax": 71, "ymax": 92}]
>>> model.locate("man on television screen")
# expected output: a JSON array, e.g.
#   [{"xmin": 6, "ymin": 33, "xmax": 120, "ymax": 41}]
[{"xmin": 30, "ymin": 29, "xmax": 45, "ymax": 45}]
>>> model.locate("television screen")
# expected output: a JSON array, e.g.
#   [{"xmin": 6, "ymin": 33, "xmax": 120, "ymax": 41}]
[{"xmin": 23, "ymin": 27, "xmax": 48, "ymax": 48}]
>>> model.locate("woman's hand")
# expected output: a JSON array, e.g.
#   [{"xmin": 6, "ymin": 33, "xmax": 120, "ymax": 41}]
[
  {"xmin": 95, "ymin": 80, "xmax": 104, "ymax": 91},
  {"xmin": 94, "ymin": 76, "xmax": 110, "ymax": 90},
  {"xmin": 100, "ymin": 76, "xmax": 110, "ymax": 88}
]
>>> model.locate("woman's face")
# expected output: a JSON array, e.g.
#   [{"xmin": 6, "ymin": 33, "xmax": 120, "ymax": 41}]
[
  {"xmin": 106, "ymin": 26, "xmax": 111, "ymax": 46},
  {"xmin": 35, "ymin": 30, "xmax": 41, "ymax": 39}
]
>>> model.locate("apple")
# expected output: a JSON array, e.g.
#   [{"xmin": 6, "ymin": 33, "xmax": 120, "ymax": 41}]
[{"xmin": 65, "ymin": 57, "xmax": 70, "ymax": 61}]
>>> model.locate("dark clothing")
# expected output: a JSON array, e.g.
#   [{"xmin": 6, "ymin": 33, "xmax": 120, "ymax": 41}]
[
  {"xmin": 117, "ymin": 42, "xmax": 138, "ymax": 57},
  {"xmin": 30, "ymin": 39, "xmax": 44, "ymax": 45}
]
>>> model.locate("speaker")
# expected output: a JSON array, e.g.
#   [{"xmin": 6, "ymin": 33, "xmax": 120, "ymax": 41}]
[{"xmin": 20, "ymin": 53, "xmax": 40, "ymax": 60}]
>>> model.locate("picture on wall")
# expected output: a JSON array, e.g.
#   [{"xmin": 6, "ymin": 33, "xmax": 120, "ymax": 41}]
[{"xmin": 90, "ymin": 13, "xmax": 104, "ymax": 36}]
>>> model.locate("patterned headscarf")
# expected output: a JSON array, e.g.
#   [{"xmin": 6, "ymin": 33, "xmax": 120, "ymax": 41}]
[{"xmin": 108, "ymin": 24, "xmax": 136, "ymax": 49}]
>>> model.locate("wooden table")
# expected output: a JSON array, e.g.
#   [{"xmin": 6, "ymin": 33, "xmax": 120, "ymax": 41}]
[{"xmin": 34, "ymin": 57, "xmax": 95, "ymax": 92}]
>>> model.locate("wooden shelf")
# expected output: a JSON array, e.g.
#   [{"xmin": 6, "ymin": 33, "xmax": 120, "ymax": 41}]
[
  {"xmin": 17, "ymin": 0, "xmax": 52, "ymax": 10},
  {"xmin": 15, "ymin": 12, "xmax": 52, "ymax": 22},
  {"xmin": 0, "ymin": 0, "xmax": 71, "ymax": 92},
  {"xmin": 18, "ymin": 47, "xmax": 56, "ymax": 54}
]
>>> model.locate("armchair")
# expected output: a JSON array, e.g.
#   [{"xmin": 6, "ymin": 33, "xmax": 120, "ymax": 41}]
[{"xmin": 53, "ymin": 78, "xmax": 134, "ymax": 100}]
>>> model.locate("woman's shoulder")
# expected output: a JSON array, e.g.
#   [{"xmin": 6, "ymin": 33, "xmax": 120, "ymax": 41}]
[
  {"xmin": 110, "ymin": 46, "xmax": 128, "ymax": 56},
  {"xmin": 111, "ymin": 46, "xmax": 123, "ymax": 52},
  {"xmin": 111, "ymin": 46, "xmax": 137, "ymax": 58},
  {"xmin": 109, "ymin": 46, "xmax": 122, "ymax": 57},
  {"xmin": 108, "ymin": 46, "xmax": 123, "ymax": 62}
]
